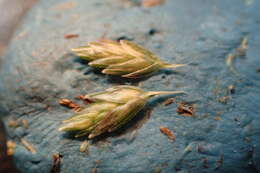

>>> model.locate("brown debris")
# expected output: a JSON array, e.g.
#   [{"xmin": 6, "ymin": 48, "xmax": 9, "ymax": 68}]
[
  {"xmin": 218, "ymin": 96, "xmax": 230, "ymax": 104},
  {"xmin": 51, "ymin": 153, "xmax": 62, "ymax": 173},
  {"xmin": 256, "ymin": 68, "xmax": 260, "ymax": 72},
  {"xmin": 59, "ymin": 98, "xmax": 81, "ymax": 112},
  {"xmin": 176, "ymin": 102, "xmax": 195, "ymax": 117},
  {"xmin": 20, "ymin": 139, "xmax": 36, "ymax": 154},
  {"xmin": 202, "ymin": 158, "xmax": 209, "ymax": 168},
  {"xmin": 154, "ymin": 167, "xmax": 162, "ymax": 173},
  {"xmin": 21, "ymin": 119, "xmax": 29, "ymax": 129},
  {"xmin": 8, "ymin": 119, "xmax": 29, "ymax": 128},
  {"xmin": 162, "ymin": 98, "xmax": 176, "ymax": 106},
  {"xmin": 91, "ymin": 160, "xmax": 101, "ymax": 173},
  {"xmin": 142, "ymin": 0, "xmax": 165, "ymax": 7},
  {"xmin": 53, "ymin": 2, "xmax": 77, "ymax": 10},
  {"xmin": 8, "ymin": 120, "xmax": 21, "ymax": 128},
  {"xmin": 6, "ymin": 140, "xmax": 16, "ymax": 156},
  {"xmin": 64, "ymin": 34, "xmax": 79, "ymax": 39},
  {"xmin": 228, "ymin": 85, "xmax": 235, "ymax": 94},
  {"xmin": 91, "ymin": 168, "xmax": 98, "ymax": 173},
  {"xmin": 76, "ymin": 95, "xmax": 93, "ymax": 104},
  {"xmin": 214, "ymin": 117, "xmax": 221, "ymax": 121},
  {"xmin": 159, "ymin": 126, "xmax": 176, "ymax": 141}
]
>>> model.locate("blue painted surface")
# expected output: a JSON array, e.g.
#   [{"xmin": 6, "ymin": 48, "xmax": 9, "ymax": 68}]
[{"xmin": 0, "ymin": 0, "xmax": 260, "ymax": 172}]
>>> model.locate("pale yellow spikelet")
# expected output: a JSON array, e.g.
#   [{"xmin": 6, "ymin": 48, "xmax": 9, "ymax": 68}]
[
  {"xmin": 72, "ymin": 40, "xmax": 186, "ymax": 78},
  {"xmin": 59, "ymin": 85, "xmax": 185, "ymax": 138}
]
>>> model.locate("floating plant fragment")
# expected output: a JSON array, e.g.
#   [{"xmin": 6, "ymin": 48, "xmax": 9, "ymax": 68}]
[
  {"xmin": 59, "ymin": 85, "xmax": 185, "ymax": 138},
  {"xmin": 71, "ymin": 40, "xmax": 185, "ymax": 78}
]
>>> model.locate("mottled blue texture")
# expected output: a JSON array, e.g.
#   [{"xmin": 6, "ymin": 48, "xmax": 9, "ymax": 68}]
[{"xmin": 0, "ymin": 0, "xmax": 260, "ymax": 172}]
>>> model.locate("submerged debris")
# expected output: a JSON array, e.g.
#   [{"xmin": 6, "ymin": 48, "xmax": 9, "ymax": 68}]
[
  {"xmin": 159, "ymin": 126, "xmax": 176, "ymax": 141},
  {"xmin": 176, "ymin": 102, "xmax": 195, "ymax": 116},
  {"xmin": 51, "ymin": 153, "xmax": 62, "ymax": 173},
  {"xmin": 21, "ymin": 138, "xmax": 36, "ymax": 154},
  {"xmin": 71, "ymin": 39, "xmax": 185, "ymax": 78},
  {"xmin": 6, "ymin": 140, "xmax": 16, "ymax": 156},
  {"xmin": 142, "ymin": 0, "xmax": 165, "ymax": 7},
  {"xmin": 59, "ymin": 85, "xmax": 185, "ymax": 138}
]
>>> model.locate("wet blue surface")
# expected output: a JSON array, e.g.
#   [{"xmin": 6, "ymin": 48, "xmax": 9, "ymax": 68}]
[{"xmin": 0, "ymin": 0, "xmax": 260, "ymax": 172}]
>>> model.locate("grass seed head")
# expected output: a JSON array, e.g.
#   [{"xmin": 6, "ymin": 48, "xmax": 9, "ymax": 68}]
[
  {"xmin": 59, "ymin": 86, "xmax": 185, "ymax": 138},
  {"xmin": 72, "ymin": 40, "xmax": 185, "ymax": 78}
]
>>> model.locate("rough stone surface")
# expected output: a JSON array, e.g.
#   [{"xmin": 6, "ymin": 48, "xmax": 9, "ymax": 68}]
[{"xmin": 0, "ymin": 0, "xmax": 260, "ymax": 172}]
